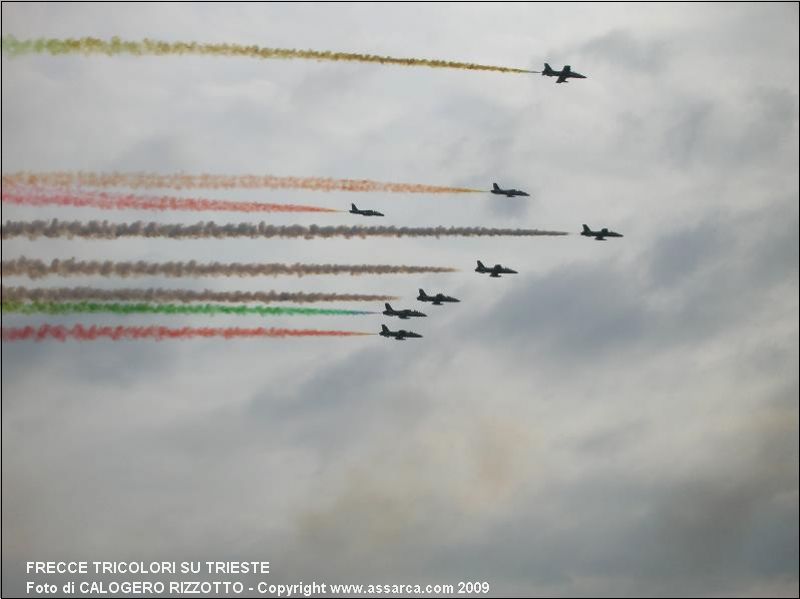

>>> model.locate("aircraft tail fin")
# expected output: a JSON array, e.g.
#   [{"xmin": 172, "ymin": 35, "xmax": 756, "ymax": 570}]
[
  {"xmin": 351, "ymin": 203, "xmax": 357, "ymax": 211},
  {"xmin": 385, "ymin": 303, "xmax": 392, "ymax": 311},
  {"xmin": 582, "ymin": 224, "xmax": 591, "ymax": 234},
  {"xmin": 492, "ymin": 183, "xmax": 500, "ymax": 191},
  {"xmin": 543, "ymin": 63, "xmax": 553, "ymax": 75},
  {"xmin": 418, "ymin": 288, "xmax": 426, "ymax": 297},
  {"xmin": 477, "ymin": 260, "xmax": 485, "ymax": 269},
  {"xmin": 381, "ymin": 324, "xmax": 389, "ymax": 333}
]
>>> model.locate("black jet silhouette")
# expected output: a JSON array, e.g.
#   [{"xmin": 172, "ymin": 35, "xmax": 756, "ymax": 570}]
[
  {"xmin": 349, "ymin": 203, "xmax": 384, "ymax": 217},
  {"xmin": 417, "ymin": 289, "xmax": 460, "ymax": 305},
  {"xmin": 541, "ymin": 63, "xmax": 587, "ymax": 83},
  {"xmin": 382, "ymin": 303, "xmax": 427, "ymax": 319},
  {"xmin": 475, "ymin": 260, "xmax": 518, "ymax": 277},
  {"xmin": 380, "ymin": 324, "xmax": 423, "ymax": 340},
  {"xmin": 490, "ymin": 182, "xmax": 529, "ymax": 197},
  {"xmin": 581, "ymin": 224, "xmax": 623, "ymax": 241}
]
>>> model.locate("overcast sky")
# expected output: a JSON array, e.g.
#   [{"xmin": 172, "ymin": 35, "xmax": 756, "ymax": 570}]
[{"xmin": 2, "ymin": 3, "xmax": 798, "ymax": 597}]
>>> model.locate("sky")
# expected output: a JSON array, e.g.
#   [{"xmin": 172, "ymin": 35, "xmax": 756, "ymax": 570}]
[{"xmin": 1, "ymin": 3, "xmax": 798, "ymax": 597}]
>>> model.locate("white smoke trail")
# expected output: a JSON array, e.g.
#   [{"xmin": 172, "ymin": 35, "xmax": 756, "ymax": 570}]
[
  {"xmin": 2, "ymin": 220, "xmax": 569, "ymax": 240},
  {"xmin": 2, "ymin": 257, "xmax": 457, "ymax": 279},
  {"xmin": 2, "ymin": 286, "xmax": 396, "ymax": 304}
]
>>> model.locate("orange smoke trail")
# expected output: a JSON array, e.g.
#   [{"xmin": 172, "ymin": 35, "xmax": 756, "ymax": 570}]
[
  {"xmin": 1, "ymin": 188, "xmax": 339, "ymax": 213},
  {"xmin": 2, "ymin": 172, "xmax": 481, "ymax": 193},
  {"xmin": 2, "ymin": 324, "xmax": 374, "ymax": 342}
]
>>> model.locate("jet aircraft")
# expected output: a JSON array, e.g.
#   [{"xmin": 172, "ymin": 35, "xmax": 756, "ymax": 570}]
[
  {"xmin": 541, "ymin": 63, "xmax": 587, "ymax": 83},
  {"xmin": 349, "ymin": 203, "xmax": 384, "ymax": 217},
  {"xmin": 581, "ymin": 224, "xmax": 623, "ymax": 241},
  {"xmin": 380, "ymin": 324, "xmax": 422, "ymax": 341},
  {"xmin": 417, "ymin": 289, "xmax": 460, "ymax": 305},
  {"xmin": 382, "ymin": 303, "xmax": 427, "ymax": 319},
  {"xmin": 491, "ymin": 182, "xmax": 529, "ymax": 197},
  {"xmin": 475, "ymin": 260, "xmax": 518, "ymax": 277}
]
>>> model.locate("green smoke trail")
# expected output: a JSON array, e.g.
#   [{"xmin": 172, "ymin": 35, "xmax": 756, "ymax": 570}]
[
  {"xmin": 1, "ymin": 35, "xmax": 534, "ymax": 75},
  {"xmin": 1, "ymin": 300, "xmax": 375, "ymax": 317}
]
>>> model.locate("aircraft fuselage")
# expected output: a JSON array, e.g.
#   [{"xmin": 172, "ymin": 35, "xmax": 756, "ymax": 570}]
[
  {"xmin": 541, "ymin": 63, "xmax": 587, "ymax": 83},
  {"xmin": 476, "ymin": 261, "xmax": 518, "ymax": 277},
  {"xmin": 349, "ymin": 204, "xmax": 384, "ymax": 217},
  {"xmin": 581, "ymin": 224, "xmax": 623, "ymax": 241},
  {"xmin": 417, "ymin": 290, "xmax": 460, "ymax": 305}
]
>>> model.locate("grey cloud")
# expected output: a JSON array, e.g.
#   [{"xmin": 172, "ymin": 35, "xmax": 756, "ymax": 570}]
[
  {"xmin": 456, "ymin": 196, "xmax": 797, "ymax": 372},
  {"xmin": 2, "ymin": 3, "xmax": 797, "ymax": 597},
  {"xmin": 579, "ymin": 29, "xmax": 671, "ymax": 73}
]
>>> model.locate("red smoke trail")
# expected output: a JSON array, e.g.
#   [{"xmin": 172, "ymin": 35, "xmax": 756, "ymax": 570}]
[
  {"xmin": 2, "ymin": 324, "xmax": 373, "ymax": 342},
  {"xmin": 2, "ymin": 172, "xmax": 481, "ymax": 193},
  {"xmin": 1, "ymin": 188, "xmax": 338, "ymax": 214}
]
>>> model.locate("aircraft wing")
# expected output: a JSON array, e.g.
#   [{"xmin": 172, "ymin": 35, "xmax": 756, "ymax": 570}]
[{"xmin": 556, "ymin": 74, "xmax": 568, "ymax": 83}]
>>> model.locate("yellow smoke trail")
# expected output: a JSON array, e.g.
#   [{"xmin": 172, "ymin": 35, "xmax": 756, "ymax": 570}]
[
  {"xmin": 2, "ymin": 172, "xmax": 481, "ymax": 194},
  {"xmin": 2, "ymin": 35, "xmax": 534, "ymax": 75}
]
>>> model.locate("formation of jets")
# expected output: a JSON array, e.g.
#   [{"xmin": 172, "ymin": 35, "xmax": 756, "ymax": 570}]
[
  {"xmin": 475, "ymin": 260, "xmax": 517, "ymax": 278},
  {"xmin": 377, "ymin": 292, "xmax": 457, "ymax": 339},
  {"xmin": 540, "ymin": 63, "xmax": 587, "ymax": 83},
  {"xmin": 581, "ymin": 224, "xmax": 623, "ymax": 241},
  {"xmin": 491, "ymin": 182, "xmax": 529, "ymax": 197},
  {"xmin": 349, "ymin": 203, "xmax": 384, "ymax": 217},
  {"xmin": 375, "ymin": 61, "xmax": 626, "ymax": 340}
]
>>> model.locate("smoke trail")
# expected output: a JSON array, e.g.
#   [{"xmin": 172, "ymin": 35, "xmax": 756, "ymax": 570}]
[
  {"xmin": 2, "ymin": 220, "xmax": 569, "ymax": 240},
  {"xmin": 1, "ymin": 187, "xmax": 339, "ymax": 213},
  {"xmin": 2, "ymin": 35, "xmax": 534, "ymax": 75},
  {"xmin": 2, "ymin": 286, "xmax": 395, "ymax": 304},
  {"xmin": 2, "ymin": 324, "xmax": 373, "ymax": 342},
  {"xmin": 2, "ymin": 172, "xmax": 480, "ymax": 193},
  {"xmin": 3, "ymin": 257, "xmax": 457, "ymax": 279},
  {"xmin": 1, "ymin": 300, "xmax": 375, "ymax": 317}
]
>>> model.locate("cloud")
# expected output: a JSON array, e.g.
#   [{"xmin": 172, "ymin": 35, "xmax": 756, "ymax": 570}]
[
  {"xmin": 1, "ymin": 3, "xmax": 797, "ymax": 597},
  {"xmin": 578, "ymin": 29, "xmax": 671, "ymax": 73}
]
